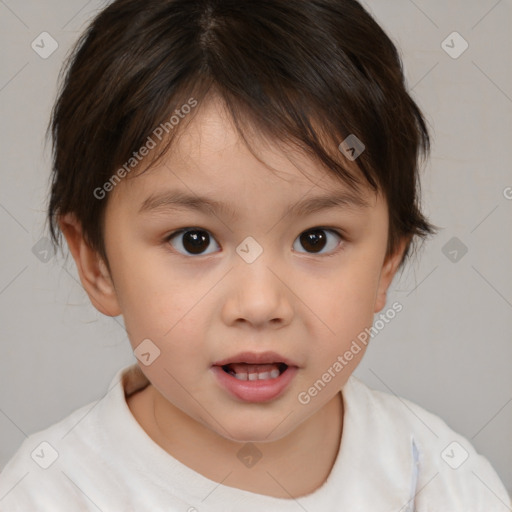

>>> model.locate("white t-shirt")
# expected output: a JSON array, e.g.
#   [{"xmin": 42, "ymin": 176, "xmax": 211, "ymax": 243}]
[{"xmin": 0, "ymin": 363, "xmax": 509, "ymax": 511}]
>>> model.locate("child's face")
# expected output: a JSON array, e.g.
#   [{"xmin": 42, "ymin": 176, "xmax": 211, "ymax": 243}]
[{"xmin": 69, "ymin": 96, "xmax": 405, "ymax": 442}]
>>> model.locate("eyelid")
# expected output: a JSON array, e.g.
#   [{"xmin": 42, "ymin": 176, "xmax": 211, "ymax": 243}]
[{"xmin": 164, "ymin": 226, "xmax": 347, "ymax": 240}]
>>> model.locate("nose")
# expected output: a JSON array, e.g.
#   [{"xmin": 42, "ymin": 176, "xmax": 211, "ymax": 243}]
[{"xmin": 221, "ymin": 254, "xmax": 294, "ymax": 329}]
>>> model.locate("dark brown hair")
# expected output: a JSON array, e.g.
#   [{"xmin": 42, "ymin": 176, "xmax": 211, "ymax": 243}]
[{"xmin": 46, "ymin": 0, "xmax": 437, "ymax": 273}]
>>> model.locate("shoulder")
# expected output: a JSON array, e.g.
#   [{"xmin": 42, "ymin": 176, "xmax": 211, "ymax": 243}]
[
  {"xmin": 344, "ymin": 376, "xmax": 511, "ymax": 511},
  {"xmin": 0, "ymin": 365, "xmax": 137, "ymax": 511},
  {"xmin": 0, "ymin": 401, "xmax": 104, "ymax": 510}
]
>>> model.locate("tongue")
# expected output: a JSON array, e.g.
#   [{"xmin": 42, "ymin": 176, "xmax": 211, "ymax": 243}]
[{"xmin": 228, "ymin": 363, "xmax": 281, "ymax": 374}]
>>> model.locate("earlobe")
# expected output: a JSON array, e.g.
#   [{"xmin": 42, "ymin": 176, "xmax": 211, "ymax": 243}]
[
  {"xmin": 374, "ymin": 236, "xmax": 410, "ymax": 313},
  {"xmin": 58, "ymin": 213, "xmax": 122, "ymax": 317}
]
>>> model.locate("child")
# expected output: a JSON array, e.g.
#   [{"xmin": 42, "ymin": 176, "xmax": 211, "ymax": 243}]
[{"xmin": 0, "ymin": 0, "xmax": 510, "ymax": 510}]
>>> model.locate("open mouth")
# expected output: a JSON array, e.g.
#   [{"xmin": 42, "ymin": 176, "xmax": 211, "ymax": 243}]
[
  {"xmin": 221, "ymin": 362, "xmax": 289, "ymax": 381},
  {"xmin": 212, "ymin": 358, "xmax": 298, "ymax": 402}
]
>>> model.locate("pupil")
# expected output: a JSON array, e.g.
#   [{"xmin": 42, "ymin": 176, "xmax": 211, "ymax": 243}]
[
  {"xmin": 301, "ymin": 230, "xmax": 326, "ymax": 253},
  {"xmin": 183, "ymin": 230, "xmax": 209, "ymax": 254}
]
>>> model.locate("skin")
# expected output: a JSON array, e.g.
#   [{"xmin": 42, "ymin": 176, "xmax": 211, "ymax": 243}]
[{"xmin": 59, "ymin": 95, "xmax": 408, "ymax": 499}]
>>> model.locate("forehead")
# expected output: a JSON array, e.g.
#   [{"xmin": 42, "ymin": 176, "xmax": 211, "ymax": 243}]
[{"xmin": 111, "ymin": 96, "xmax": 379, "ymax": 212}]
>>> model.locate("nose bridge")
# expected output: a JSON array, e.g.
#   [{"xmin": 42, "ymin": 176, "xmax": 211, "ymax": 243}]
[
  {"xmin": 237, "ymin": 231, "xmax": 287, "ymax": 284},
  {"xmin": 223, "ymin": 237, "xmax": 293, "ymax": 326},
  {"xmin": 235, "ymin": 236, "xmax": 281, "ymax": 296}
]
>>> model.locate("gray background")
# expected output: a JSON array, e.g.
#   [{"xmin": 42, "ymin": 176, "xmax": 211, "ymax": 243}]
[{"xmin": 1, "ymin": 0, "xmax": 511, "ymax": 498}]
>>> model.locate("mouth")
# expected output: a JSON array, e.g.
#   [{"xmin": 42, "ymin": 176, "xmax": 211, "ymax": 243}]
[
  {"xmin": 211, "ymin": 351, "xmax": 299, "ymax": 402},
  {"xmin": 211, "ymin": 361, "xmax": 298, "ymax": 402},
  {"xmin": 220, "ymin": 362, "xmax": 289, "ymax": 381}
]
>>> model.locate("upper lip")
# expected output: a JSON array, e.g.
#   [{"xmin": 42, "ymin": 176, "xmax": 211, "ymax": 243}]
[{"xmin": 212, "ymin": 351, "xmax": 299, "ymax": 368}]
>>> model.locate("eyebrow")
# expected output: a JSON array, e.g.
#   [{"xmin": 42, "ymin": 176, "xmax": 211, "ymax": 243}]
[{"xmin": 138, "ymin": 188, "xmax": 372, "ymax": 218}]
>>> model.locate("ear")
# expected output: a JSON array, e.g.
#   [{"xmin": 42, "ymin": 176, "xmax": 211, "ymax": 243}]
[
  {"xmin": 58, "ymin": 213, "xmax": 122, "ymax": 317},
  {"xmin": 374, "ymin": 236, "xmax": 410, "ymax": 313}
]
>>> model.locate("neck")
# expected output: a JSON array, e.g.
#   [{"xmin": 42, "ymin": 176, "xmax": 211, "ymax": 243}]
[{"xmin": 146, "ymin": 387, "xmax": 344, "ymax": 499}]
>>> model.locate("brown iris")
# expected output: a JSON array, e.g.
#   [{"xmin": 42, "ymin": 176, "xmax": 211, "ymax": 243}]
[
  {"xmin": 181, "ymin": 230, "xmax": 210, "ymax": 254},
  {"xmin": 299, "ymin": 229, "xmax": 327, "ymax": 253}
]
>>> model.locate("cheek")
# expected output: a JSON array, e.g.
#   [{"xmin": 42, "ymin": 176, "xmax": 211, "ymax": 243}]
[
  {"xmin": 311, "ymin": 258, "xmax": 381, "ymax": 333},
  {"xmin": 112, "ymin": 251, "xmax": 205, "ymax": 349},
  {"xmin": 305, "ymin": 255, "xmax": 382, "ymax": 375},
  {"xmin": 125, "ymin": 286, "xmax": 205, "ymax": 352}
]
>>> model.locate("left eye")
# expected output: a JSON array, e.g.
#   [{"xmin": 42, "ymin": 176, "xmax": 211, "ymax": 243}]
[{"xmin": 293, "ymin": 228, "xmax": 343, "ymax": 255}]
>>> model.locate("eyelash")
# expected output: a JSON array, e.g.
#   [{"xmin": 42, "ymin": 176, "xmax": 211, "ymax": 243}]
[{"xmin": 163, "ymin": 227, "xmax": 346, "ymax": 258}]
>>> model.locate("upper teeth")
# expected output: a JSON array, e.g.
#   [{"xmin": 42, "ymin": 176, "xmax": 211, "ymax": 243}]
[
  {"xmin": 235, "ymin": 369, "xmax": 281, "ymax": 381},
  {"xmin": 225, "ymin": 363, "xmax": 283, "ymax": 381}
]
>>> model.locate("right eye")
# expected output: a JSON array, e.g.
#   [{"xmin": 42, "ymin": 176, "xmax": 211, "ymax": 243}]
[{"xmin": 165, "ymin": 228, "xmax": 221, "ymax": 256}]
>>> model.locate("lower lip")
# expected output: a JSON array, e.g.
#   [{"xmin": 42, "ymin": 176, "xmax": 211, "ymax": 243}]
[{"xmin": 210, "ymin": 365, "xmax": 298, "ymax": 403}]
